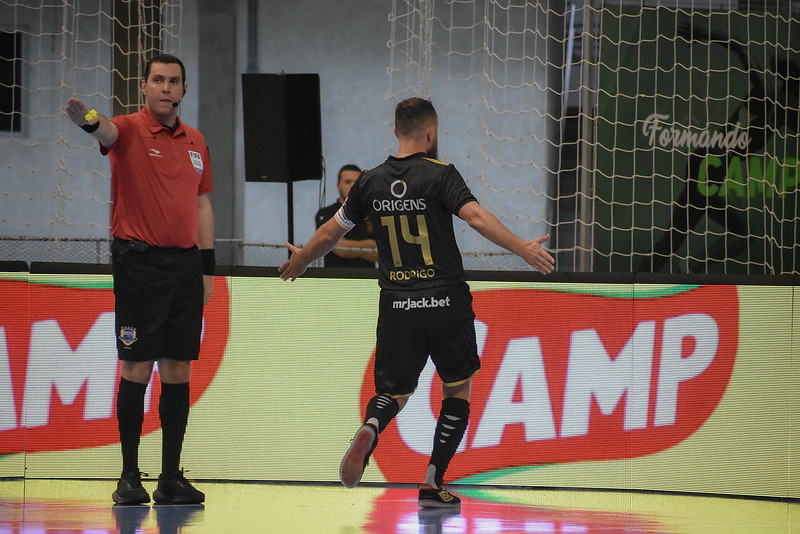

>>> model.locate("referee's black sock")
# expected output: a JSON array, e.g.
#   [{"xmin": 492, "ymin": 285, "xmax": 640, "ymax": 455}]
[
  {"xmin": 159, "ymin": 381, "xmax": 190, "ymax": 476},
  {"xmin": 117, "ymin": 377, "xmax": 148, "ymax": 475},
  {"xmin": 363, "ymin": 393, "xmax": 400, "ymax": 433},
  {"xmin": 426, "ymin": 397, "xmax": 470, "ymax": 488}
]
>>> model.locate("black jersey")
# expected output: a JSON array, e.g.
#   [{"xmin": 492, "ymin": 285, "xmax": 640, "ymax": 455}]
[{"xmin": 337, "ymin": 152, "xmax": 477, "ymax": 290}]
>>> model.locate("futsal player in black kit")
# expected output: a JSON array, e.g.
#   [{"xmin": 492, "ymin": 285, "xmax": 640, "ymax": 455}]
[{"xmin": 279, "ymin": 97, "xmax": 555, "ymax": 508}]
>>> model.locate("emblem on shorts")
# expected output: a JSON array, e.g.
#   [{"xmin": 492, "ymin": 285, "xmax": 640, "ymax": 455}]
[
  {"xmin": 119, "ymin": 326, "xmax": 138, "ymax": 347},
  {"xmin": 188, "ymin": 150, "xmax": 203, "ymax": 174}
]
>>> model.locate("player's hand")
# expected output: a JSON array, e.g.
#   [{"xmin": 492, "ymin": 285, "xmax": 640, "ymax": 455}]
[
  {"xmin": 65, "ymin": 98, "xmax": 96, "ymax": 127},
  {"xmin": 278, "ymin": 243, "xmax": 308, "ymax": 281},
  {"xmin": 521, "ymin": 233, "xmax": 555, "ymax": 274}
]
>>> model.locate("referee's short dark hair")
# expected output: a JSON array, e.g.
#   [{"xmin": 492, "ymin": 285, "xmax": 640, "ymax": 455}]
[
  {"xmin": 337, "ymin": 164, "xmax": 362, "ymax": 183},
  {"xmin": 144, "ymin": 54, "xmax": 187, "ymax": 86},
  {"xmin": 395, "ymin": 97, "xmax": 437, "ymax": 136}
]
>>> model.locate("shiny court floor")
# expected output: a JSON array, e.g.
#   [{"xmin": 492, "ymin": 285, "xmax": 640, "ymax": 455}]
[{"xmin": 1, "ymin": 479, "xmax": 799, "ymax": 533}]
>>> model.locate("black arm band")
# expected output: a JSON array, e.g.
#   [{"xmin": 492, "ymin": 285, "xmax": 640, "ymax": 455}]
[
  {"xmin": 80, "ymin": 122, "xmax": 100, "ymax": 133},
  {"xmin": 200, "ymin": 248, "xmax": 215, "ymax": 275}
]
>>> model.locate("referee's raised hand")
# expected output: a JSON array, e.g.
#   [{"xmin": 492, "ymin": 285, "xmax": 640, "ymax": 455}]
[
  {"xmin": 65, "ymin": 97, "xmax": 118, "ymax": 147},
  {"xmin": 65, "ymin": 98, "xmax": 94, "ymax": 127}
]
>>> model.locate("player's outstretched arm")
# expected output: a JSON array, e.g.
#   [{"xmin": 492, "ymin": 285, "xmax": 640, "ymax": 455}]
[
  {"xmin": 458, "ymin": 200, "xmax": 555, "ymax": 274},
  {"xmin": 278, "ymin": 217, "xmax": 351, "ymax": 281},
  {"xmin": 65, "ymin": 97, "xmax": 118, "ymax": 148}
]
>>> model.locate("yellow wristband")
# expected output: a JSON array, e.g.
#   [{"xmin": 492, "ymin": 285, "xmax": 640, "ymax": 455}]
[{"xmin": 84, "ymin": 109, "xmax": 98, "ymax": 122}]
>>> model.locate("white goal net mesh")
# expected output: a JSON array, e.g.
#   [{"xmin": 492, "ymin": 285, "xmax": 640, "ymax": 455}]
[
  {"xmin": 0, "ymin": 0, "xmax": 181, "ymax": 263},
  {"xmin": 1, "ymin": 0, "xmax": 798, "ymax": 274},
  {"xmin": 388, "ymin": 0, "xmax": 564, "ymax": 271},
  {"xmin": 387, "ymin": 0, "xmax": 800, "ymax": 274}
]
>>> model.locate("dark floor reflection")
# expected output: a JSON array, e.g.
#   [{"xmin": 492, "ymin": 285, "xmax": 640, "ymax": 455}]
[
  {"xmin": 364, "ymin": 487, "xmax": 669, "ymax": 533},
  {"xmin": 154, "ymin": 504, "xmax": 205, "ymax": 534},
  {"xmin": 111, "ymin": 505, "xmax": 150, "ymax": 534},
  {"xmin": 110, "ymin": 503, "xmax": 204, "ymax": 534}
]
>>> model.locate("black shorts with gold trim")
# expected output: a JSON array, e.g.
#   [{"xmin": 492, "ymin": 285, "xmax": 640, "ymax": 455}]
[{"xmin": 374, "ymin": 282, "xmax": 479, "ymax": 397}]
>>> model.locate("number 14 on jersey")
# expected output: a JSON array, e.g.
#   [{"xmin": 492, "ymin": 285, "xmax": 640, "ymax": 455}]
[{"xmin": 380, "ymin": 215, "xmax": 433, "ymax": 267}]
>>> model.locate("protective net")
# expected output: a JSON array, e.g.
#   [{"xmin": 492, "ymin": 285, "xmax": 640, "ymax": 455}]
[
  {"xmin": 387, "ymin": 0, "xmax": 799, "ymax": 273},
  {"xmin": 388, "ymin": 0, "xmax": 564, "ymax": 271},
  {"xmin": 0, "ymin": 0, "xmax": 182, "ymax": 263},
  {"xmin": 594, "ymin": 1, "xmax": 799, "ymax": 274},
  {"xmin": 2, "ymin": 0, "xmax": 798, "ymax": 273}
]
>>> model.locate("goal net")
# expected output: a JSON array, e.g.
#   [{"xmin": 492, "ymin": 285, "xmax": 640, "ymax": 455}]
[
  {"xmin": 387, "ymin": 0, "xmax": 800, "ymax": 274},
  {"xmin": 594, "ymin": 2, "xmax": 799, "ymax": 274},
  {"xmin": 1, "ymin": 0, "xmax": 798, "ymax": 274},
  {"xmin": 388, "ymin": 0, "xmax": 564, "ymax": 271},
  {"xmin": 0, "ymin": 0, "xmax": 182, "ymax": 264}
]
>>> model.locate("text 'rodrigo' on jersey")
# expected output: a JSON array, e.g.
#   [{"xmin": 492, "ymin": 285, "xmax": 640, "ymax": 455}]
[{"xmin": 335, "ymin": 152, "xmax": 477, "ymax": 291}]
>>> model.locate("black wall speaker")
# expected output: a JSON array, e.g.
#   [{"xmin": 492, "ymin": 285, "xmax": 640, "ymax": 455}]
[{"xmin": 242, "ymin": 73, "xmax": 322, "ymax": 182}]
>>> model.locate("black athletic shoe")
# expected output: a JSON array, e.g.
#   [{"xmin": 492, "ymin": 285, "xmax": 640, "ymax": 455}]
[
  {"xmin": 153, "ymin": 470, "xmax": 205, "ymax": 504},
  {"xmin": 339, "ymin": 424, "xmax": 378, "ymax": 488},
  {"xmin": 418, "ymin": 484, "xmax": 461, "ymax": 508},
  {"xmin": 112, "ymin": 470, "xmax": 150, "ymax": 505}
]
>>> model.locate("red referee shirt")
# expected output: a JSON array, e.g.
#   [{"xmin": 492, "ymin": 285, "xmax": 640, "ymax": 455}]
[{"xmin": 100, "ymin": 106, "xmax": 214, "ymax": 249}]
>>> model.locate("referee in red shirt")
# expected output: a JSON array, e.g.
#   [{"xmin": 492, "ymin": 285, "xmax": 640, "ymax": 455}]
[{"xmin": 65, "ymin": 54, "xmax": 213, "ymax": 505}]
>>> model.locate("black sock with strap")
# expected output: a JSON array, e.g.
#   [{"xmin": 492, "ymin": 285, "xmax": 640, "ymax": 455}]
[
  {"xmin": 363, "ymin": 393, "xmax": 400, "ymax": 432},
  {"xmin": 427, "ymin": 397, "xmax": 470, "ymax": 487}
]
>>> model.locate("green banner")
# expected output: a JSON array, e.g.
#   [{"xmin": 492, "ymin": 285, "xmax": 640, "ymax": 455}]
[{"xmin": 594, "ymin": 7, "xmax": 799, "ymax": 274}]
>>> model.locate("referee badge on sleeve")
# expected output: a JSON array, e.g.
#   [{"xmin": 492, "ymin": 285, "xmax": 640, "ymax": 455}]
[
  {"xmin": 188, "ymin": 150, "xmax": 204, "ymax": 174},
  {"xmin": 119, "ymin": 326, "xmax": 138, "ymax": 347}
]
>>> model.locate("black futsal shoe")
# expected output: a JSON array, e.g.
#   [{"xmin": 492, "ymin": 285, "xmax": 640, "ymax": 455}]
[
  {"xmin": 153, "ymin": 469, "xmax": 205, "ymax": 504},
  {"xmin": 339, "ymin": 423, "xmax": 379, "ymax": 488},
  {"xmin": 418, "ymin": 484, "xmax": 462, "ymax": 508},
  {"xmin": 112, "ymin": 470, "xmax": 151, "ymax": 505}
]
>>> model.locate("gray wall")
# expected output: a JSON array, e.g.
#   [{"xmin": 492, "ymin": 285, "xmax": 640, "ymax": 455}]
[
  {"xmin": 235, "ymin": 0, "xmax": 392, "ymax": 248},
  {"xmin": 181, "ymin": 0, "xmax": 393, "ymax": 258}
]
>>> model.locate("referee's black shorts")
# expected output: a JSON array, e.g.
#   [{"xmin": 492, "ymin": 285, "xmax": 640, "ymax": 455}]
[
  {"xmin": 111, "ymin": 237, "xmax": 204, "ymax": 362},
  {"xmin": 375, "ymin": 283, "xmax": 480, "ymax": 397}
]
